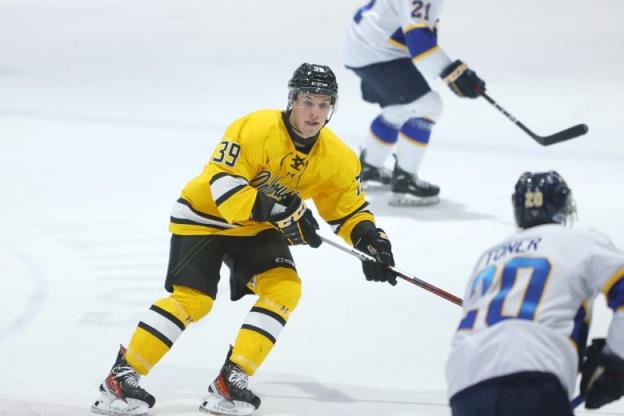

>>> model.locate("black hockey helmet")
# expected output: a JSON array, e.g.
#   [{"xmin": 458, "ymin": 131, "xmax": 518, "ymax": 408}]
[
  {"xmin": 288, "ymin": 63, "xmax": 338, "ymax": 105},
  {"xmin": 512, "ymin": 170, "xmax": 576, "ymax": 229}
]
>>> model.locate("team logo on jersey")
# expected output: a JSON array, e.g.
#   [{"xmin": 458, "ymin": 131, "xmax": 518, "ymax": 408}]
[
  {"xmin": 290, "ymin": 154, "xmax": 307, "ymax": 171},
  {"xmin": 251, "ymin": 170, "xmax": 294, "ymax": 201}
]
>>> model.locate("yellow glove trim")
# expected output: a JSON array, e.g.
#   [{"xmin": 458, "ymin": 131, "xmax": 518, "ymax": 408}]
[{"xmin": 444, "ymin": 63, "xmax": 468, "ymax": 84}]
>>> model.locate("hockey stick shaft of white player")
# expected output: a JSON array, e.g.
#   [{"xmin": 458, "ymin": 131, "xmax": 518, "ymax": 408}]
[
  {"xmin": 320, "ymin": 235, "xmax": 463, "ymax": 307},
  {"xmin": 481, "ymin": 92, "xmax": 588, "ymax": 146},
  {"xmin": 571, "ymin": 394, "xmax": 584, "ymax": 409}
]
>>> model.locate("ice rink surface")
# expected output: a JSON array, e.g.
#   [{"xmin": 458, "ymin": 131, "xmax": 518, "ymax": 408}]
[{"xmin": 1, "ymin": 0, "xmax": 624, "ymax": 414}]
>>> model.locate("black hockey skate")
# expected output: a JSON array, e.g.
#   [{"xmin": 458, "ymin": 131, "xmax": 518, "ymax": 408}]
[
  {"xmin": 359, "ymin": 149, "xmax": 392, "ymax": 189},
  {"xmin": 389, "ymin": 164, "xmax": 440, "ymax": 206},
  {"xmin": 91, "ymin": 345, "xmax": 155, "ymax": 416},
  {"xmin": 200, "ymin": 359, "xmax": 261, "ymax": 416}
]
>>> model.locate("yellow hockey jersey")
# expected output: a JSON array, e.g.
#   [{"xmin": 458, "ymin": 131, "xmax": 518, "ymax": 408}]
[{"xmin": 169, "ymin": 109, "xmax": 374, "ymax": 245}]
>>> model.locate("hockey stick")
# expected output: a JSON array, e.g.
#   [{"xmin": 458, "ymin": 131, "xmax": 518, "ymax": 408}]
[
  {"xmin": 571, "ymin": 394, "xmax": 584, "ymax": 409},
  {"xmin": 320, "ymin": 235, "xmax": 463, "ymax": 306},
  {"xmin": 481, "ymin": 92, "xmax": 588, "ymax": 146}
]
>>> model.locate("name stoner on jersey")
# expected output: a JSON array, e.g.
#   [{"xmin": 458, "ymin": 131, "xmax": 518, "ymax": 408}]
[
  {"xmin": 446, "ymin": 171, "xmax": 624, "ymax": 416},
  {"xmin": 91, "ymin": 63, "xmax": 397, "ymax": 416}
]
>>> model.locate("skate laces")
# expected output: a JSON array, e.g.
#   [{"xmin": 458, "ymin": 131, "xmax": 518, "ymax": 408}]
[
  {"xmin": 400, "ymin": 171, "xmax": 433, "ymax": 188},
  {"xmin": 227, "ymin": 367, "xmax": 249, "ymax": 390},
  {"xmin": 364, "ymin": 162, "xmax": 390, "ymax": 175},
  {"xmin": 113, "ymin": 365, "xmax": 141, "ymax": 388}
]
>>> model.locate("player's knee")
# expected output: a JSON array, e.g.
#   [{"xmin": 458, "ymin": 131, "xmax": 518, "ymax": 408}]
[
  {"xmin": 271, "ymin": 277, "xmax": 302, "ymax": 313},
  {"xmin": 170, "ymin": 285, "xmax": 214, "ymax": 322},
  {"xmin": 254, "ymin": 267, "xmax": 302, "ymax": 315},
  {"xmin": 382, "ymin": 91, "xmax": 443, "ymax": 125},
  {"xmin": 420, "ymin": 91, "xmax": 443, "ymax": 121}
]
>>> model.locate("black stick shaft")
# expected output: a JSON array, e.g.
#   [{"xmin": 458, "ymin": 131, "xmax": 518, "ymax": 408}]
[
  {"xmin": 482, "ymin": 92, "xmax": 520, "ymax": 125},
  {"xmin": 481, "ymin": 92, "xmax": 588, "ymax": 145}
]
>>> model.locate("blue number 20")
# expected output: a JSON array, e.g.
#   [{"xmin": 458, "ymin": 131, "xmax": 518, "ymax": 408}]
[{"xmin": 459, "ymin": 257, "xmax": 551, "ymax": 330}]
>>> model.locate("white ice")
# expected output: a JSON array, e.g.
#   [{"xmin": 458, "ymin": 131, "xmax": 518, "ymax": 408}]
[{"xmin": 1, "ymin": 0, "xmax": 623, "ymax": 415}]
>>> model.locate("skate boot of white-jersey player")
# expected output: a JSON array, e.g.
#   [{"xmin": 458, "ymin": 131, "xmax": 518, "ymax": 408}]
[
  {"xmin": 200, "ymin": 360, "xmax": 261, "ymax": 416},
  {"xmin": 359, "ymin": 149, "xmax": 392, "ymax": 189},
  {"xmin": 388, "ymin": 164, "xmax": 440, "ymax": 206},
  {"xmin": 91, "ymin": 345, "xmax": 155, "ymax": 416}
]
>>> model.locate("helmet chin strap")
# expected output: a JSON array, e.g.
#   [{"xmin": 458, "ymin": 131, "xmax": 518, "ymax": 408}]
[{"xmin": 325, "ymin": 107, "xmax": 335, "ymax": 125}]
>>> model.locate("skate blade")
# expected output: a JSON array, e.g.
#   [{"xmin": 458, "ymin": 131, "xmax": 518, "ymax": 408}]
[
  {"xmin": 199, "ymin": 393, "xmax": 255, "ymax": 416},
  {"xmin": 388, "ymin": 193, "xmax": 440, "ymax": 207},
  {"xmin": 361, "ymin": 181, "xmax": 391, "ymax": 191},
  {"xmin": 91, "ymin": 391, "xmax": 149, "ymax": 416}
]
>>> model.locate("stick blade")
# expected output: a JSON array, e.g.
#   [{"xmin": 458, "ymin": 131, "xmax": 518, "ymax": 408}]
[{"xmin": 536, "ymin": 123, "xmax": 589, "ymax": 146}]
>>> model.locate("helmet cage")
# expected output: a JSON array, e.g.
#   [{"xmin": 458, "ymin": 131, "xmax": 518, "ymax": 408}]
[{"xmin": 512, "ymin": 171, "xmax": 576, "ymax": 229}]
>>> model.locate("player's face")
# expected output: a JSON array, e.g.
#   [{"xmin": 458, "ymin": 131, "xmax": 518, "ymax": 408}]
[{"xmin": 289, "ymin": 93, "xmax": 333, "ymax": 138}]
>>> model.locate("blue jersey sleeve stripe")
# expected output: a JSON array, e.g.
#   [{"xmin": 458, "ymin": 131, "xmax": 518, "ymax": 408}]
[
  {"xmin": 569, "ymin": 301, "xmax": 590, "ymax": 364},
  {"xmin": 388, "ymin": 28, "xmax": 407, "ymax": 49},
  {"xmin": 403, "ymin": 26, "xmax": 438, "ymax": 59},
  {"xmin": 603, "ymin": 267, "xmax": 624, "ymax": 294},
  {"xmin": 606, "ymin": 276, "xmax": 624, "ymax": 311}
]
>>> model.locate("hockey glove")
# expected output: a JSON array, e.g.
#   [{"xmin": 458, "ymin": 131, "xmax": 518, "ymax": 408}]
[
  {"xmin": 580, "ymin": 338, "xmax": 624, "ymax": 409},
  {"xmin": 267, "ymin": 195, "xmax": 322, "ymax": 248},
  {"xmin": 352, "ymin": 221, "xmax": 397, "ymax": 286},
  {"xmin": 440, "ymin": 60, "xmax": 485, "ymax": 98}
]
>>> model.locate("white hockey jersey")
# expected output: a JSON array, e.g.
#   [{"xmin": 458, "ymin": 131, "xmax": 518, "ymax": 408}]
[
  {"xmin": 345, "ymin": 0, "xmax": 452, "ymax": 76},
  {"xmin": 446, "ymin": 224, "xmax": 624, "ymax": 399}
]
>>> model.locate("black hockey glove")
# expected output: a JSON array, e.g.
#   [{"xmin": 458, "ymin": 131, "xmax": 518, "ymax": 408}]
[
  {"xmin": 266, "ymin": 195, "xmax": 322, "ymax": 248},
  {"xmin": 580, "ymin": 338, "xmax": 624, "ymax": 409},
  {"xmin": 440, "ymin": 60, "xmax": 486, "ymax": 98},
  {"xmin": 352, "ymin": 221, "xmax": 397, "ymax": 286}
]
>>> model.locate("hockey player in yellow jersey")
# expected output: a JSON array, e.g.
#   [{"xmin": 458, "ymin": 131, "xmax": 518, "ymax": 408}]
[{"xmin": 91, "ymin": 63, "xmax": 398, "ymax": 416}]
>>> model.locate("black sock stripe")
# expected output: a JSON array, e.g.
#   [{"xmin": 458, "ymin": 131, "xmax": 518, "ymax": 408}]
[
  {"xmin": 138, "ymin": 321, "xmax": 173, "ymax": 348},
  {"xmin": 149, "ymin": 304, "xmax": 186, "ymax": 331},
  {"xmin": 250, "ymin": 306, "xmax": 287, "ymax": 326},
  {"xmin": 241, "ymin": 324, "xmax": 276, "ymax": 344}
]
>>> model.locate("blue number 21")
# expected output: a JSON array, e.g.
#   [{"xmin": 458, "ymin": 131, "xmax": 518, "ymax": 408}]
[{"xmin": 459, "ymin": 257, "xmax": 551, "ymax": 330}]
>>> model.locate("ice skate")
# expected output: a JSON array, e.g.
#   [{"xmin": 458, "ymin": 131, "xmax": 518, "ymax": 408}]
[
  {"xmin": 91, "ymin": 345, "xmax": 155, "ymax": 416},
  {"xmin": 359, "ymin": 149, "xmax": 392, "ymax": 189},
  {"xmin": 388, "ymin": 164, "xmax": 440, "ymax": 206},
  {"xmin": 200, "ymin": 360, "xmax": 260, "ymax": 416}
]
